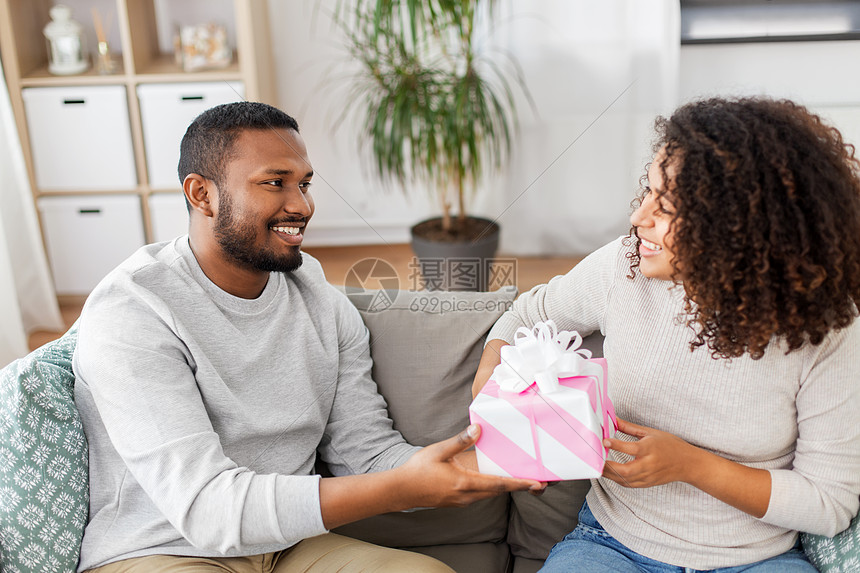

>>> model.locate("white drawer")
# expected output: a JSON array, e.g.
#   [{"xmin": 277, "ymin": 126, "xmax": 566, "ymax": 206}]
[
  {"xmin": 148, "ymin": 193, "xmax": 189, "ymax": 243},
  {"xmin": 137, "ymin": 81, "xmax": 244, "ymax": 189},
  {"xmin": 38, "ymin": 195, "xmax": 145, "ymax": 294},
  {"xmin": 23, "ymin": 86, "xmax": 137, "ymax": 191}
]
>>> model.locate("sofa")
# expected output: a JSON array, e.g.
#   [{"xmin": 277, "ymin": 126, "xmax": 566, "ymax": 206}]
[
  {"xmin": 0, "ymin": 286, "xmax": 857, "ymax": 573},
  {"xmin": 327, "ymin": 286, "xmax": 598, "ymax": 573}
]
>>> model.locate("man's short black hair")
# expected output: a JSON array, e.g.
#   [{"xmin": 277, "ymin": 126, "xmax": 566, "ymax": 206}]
[{"xmin": 178, "ymin": 101, "xmax": 300, "ymax": 188}]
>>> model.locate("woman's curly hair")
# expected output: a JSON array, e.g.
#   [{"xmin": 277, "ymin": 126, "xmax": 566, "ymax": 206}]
[{"xmin": 629, "ymin": 97, "xmax": 860, "ymax": 359}]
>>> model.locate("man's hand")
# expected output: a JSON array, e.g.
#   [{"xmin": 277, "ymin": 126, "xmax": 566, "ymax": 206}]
[
  {"xmin": 319, "ymin": 424, "xmax": 544, "ymax": 529},
  {"xmin": 396, "ymin": 425, "xmax": 546, "ymax": 508},
  {"xmin": 452, "ymin": 440, "xmax": 549, "ymax": 496}
]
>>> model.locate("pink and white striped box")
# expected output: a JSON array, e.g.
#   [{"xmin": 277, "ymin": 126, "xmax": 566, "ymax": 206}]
[{"xmin": 469, "ymin": 323, "xmax": 615, "ymax": 481}]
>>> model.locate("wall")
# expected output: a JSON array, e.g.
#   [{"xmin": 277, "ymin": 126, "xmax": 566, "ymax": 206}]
[
  {"xmin": 267, "ymin": 0, "xmax": 678, "ymax": 254},
  {"xmin": 266, "ymin": 0, "xmax": 436, "ymax": 247},
  {"xmin": 267, "ymin": 1, "xmax": 860, "ymax": 254},
  {"xmin": 679, "ymin": 40, "xmax": 860, "ymax": 148}
]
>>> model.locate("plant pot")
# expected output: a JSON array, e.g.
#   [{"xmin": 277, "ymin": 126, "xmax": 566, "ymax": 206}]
[{"xmin": 410, "ymin": 216, "xmax": 500, "ymax": 291}]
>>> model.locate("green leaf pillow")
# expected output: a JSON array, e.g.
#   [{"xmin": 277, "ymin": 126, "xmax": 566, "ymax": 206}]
[
  {"xmin": 0, "ymin": 324, "xmax": 87, "ymax": 573},
  {"xmin": 802, "ymin": 512, "xmax": 860, "ymax": 573}
]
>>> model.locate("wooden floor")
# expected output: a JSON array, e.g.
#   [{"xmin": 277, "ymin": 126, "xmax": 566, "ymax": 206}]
[{"xmin": 27, "ymin": 244, "xmax": 582, "ymax": 351}]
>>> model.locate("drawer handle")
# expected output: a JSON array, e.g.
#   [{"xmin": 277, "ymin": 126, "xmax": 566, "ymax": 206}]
[
  {"xmin": 63, "ymin": 99, "xmax": 86, "ymax": 105},
  {"xmin": 78, "ymin": 209, "xmax": 101, "ymax": 215},
  {"xmin": 181, "ymin": 95, "xmax": 204, "ymax": 101}
]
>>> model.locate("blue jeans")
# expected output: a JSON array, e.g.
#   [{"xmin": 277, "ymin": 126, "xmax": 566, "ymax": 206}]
[{"xmin": 539, "ymin": 502, "xmax": 816, "ymax": 573}]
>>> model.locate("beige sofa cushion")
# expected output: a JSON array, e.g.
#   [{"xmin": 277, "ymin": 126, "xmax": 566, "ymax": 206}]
[
  {"xmin": 333, "ymin": 287, "xmax": 517, "ymax": 549},
  {"xmin": 508, "ymin": 481, "xmax": 590, "ymax": 559},
  {"xmin": 340, "ymin": 286, "xmax": 518, "ymax": 446}
]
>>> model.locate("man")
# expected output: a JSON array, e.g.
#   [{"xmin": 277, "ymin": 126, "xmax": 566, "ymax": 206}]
[{"xmin": 73, "ymin": 102, "xmax": 541, "ymax": 572}]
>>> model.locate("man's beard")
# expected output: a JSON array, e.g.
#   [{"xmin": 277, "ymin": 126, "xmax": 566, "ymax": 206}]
[{"xmin": 213, "ymin": 191, "xmax": 304, "ymax": 274}]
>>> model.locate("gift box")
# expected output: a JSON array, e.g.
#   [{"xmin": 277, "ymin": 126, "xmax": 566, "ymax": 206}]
[{"xmin": 469, "ymin": 321, "xmax": 616, "ymax": 481}]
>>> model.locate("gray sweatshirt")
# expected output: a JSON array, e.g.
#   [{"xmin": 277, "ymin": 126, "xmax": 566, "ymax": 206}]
[
  {"xmin": 489, "ymin": 236, "xmax": 860, "ymax": 569},
  {"xmin": 73, "ymin": 237, "xmax": 418, "ymax": 571}
]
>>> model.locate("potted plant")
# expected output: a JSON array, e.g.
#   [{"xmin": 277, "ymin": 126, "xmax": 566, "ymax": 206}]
[{"xmin": 332, "ymin": 0, "xmax": 531, "ymax": 290}]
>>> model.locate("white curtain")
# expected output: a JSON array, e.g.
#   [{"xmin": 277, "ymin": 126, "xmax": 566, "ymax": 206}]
[
  {"xmin": 0, "ymin": 57, "xmax": 63, "ymax": 368},
  {"xmin": 485, "ymin": 0, "xmax": 680, "ymax": 256}
]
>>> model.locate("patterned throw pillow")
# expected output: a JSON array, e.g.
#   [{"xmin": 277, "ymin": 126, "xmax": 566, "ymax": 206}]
[
  {"xmin": 803, "ymin": 512, "xmax": 860, "ymax": 573},
  {"xmin": 0, "ymin": 325, "xmax": 87, "ymax": 573}
]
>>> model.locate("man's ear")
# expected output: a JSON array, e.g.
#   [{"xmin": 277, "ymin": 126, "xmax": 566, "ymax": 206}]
[{"xmin": 183, "ymin": 173, "xmax": 215, "ymax": 217}]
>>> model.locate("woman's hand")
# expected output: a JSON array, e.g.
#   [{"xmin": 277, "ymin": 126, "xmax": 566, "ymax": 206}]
[
  {"xmin": 601, "ymin": 417, "xmax": 699, "ymax": 488},
  {"xmin": 601, "ymin": 418, "xmax": 771, "ymax": 518},
  {"xmin": 471, "ymin": 339, "xmax": 508, "ymax": 397}
]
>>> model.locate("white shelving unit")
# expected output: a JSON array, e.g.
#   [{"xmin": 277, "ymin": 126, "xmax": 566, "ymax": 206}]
[{"xmin": 0, "ymin": 0, "xmax": 276, "ymax": 294}]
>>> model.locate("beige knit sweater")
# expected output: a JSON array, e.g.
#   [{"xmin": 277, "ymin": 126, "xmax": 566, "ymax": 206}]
[{"xmin": 488, "ymin": 236, "xmax": 860, "ymax": 569}]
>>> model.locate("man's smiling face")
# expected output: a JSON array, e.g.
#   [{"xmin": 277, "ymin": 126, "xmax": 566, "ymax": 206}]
[{"xmin": 212, "ymin": 127, "xmax": 315, "ymax": 275}]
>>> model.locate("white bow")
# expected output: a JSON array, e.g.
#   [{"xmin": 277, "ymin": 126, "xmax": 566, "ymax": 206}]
[{"xmin": 492, "ymin": 320, "xmax": 593, "ymax": 394}]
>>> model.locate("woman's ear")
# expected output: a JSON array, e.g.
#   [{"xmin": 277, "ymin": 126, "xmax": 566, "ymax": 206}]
[{"xmin": 183, "ymin": 174, "xmax": 215, "ymax": 217}]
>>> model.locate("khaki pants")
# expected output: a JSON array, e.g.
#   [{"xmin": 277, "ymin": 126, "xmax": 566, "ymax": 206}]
[{"xmin": 85, "ymin": 533, "xmax": 454, "ymax": 573}]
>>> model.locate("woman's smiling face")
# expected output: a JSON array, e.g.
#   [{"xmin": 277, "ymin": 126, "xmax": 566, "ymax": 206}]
[{"xmin": 630, "ymin": 151, "xmax": 679, "ymax": 281}]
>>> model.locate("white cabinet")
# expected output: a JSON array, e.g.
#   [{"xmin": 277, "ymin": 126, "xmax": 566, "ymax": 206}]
[
  {"xmin": 148, "ymin": 193, "xmax": 189, "ymax": 243},
  {"xmin": 138, "ymin": 81, "xmax": 245, "ymax": 189},
  {"xmin": 23, "ymin": 85, "xmax": 137, "ymax": 191},
  {"xmin": 38, "ymin": 195, "xmax": 146, "ymax": 294},
  {"xmin": 0, "ymin": 0, "xmax": 275, "ymax": 296}
]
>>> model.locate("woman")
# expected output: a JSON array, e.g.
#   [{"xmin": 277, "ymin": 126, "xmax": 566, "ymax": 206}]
[{"xmin": 472, "ymin": 97, "xmax": 860, "ymax": 572}]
